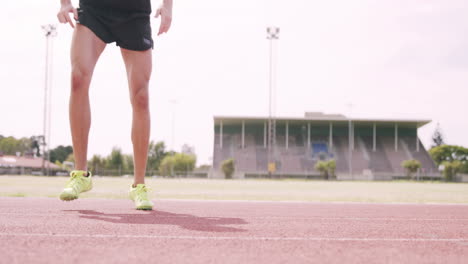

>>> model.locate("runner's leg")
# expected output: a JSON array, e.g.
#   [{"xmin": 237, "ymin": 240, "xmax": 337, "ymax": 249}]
[
  {"xmin": 120, "ymin": 48, "xmax": 152, "ymax": 185},
  {"xmin": 70, "ymin": 24, "xmax": 106, "ymax": 171}
]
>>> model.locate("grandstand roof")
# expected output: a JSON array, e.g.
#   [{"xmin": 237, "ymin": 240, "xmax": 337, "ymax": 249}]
[
  {"xmin": 214, "ymin": 112, "xmax": 431, "ymax": 128},
  {"xmin": 0, "ymin": 155, "xmax": 60, "ymax": 169}
]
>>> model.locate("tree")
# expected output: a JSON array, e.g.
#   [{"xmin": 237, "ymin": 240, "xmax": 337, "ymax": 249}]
[
  {"xmin": 441, "ymin": 160, "xmax": 462, "ymax": 181},
  {"xmin": 107, "ymin": 147, "xmax": 124, "ymax": 170},
  {"xmin": 328, "ymin": 160, "xmax": 336, "ymax": 179},
  {"xmin": 88, "ymin": 155, "xmax": 104, "ymax": 174},
  {"xmin": 429, "ymin": 145, "xmax": 468, "ymax": 166},
  {"xmin": 0, "ymin": 136, "xmax": 20, "ymax": 155},
  {"xmin": 49, "ymin": 145, "xmax": 73, "ymax": 163},
  {"xmin": 173, "ymin": 153, "xmax": 196, "ymax": 173},
  {"xmin": 17, "ymin": 137, "xmax": 32, "ymax": 154},
  {"xmin": 147, "ymin": 141, "xmax": 168, "ymax": 171},
  {"xmin": 0, "ymin": 135, "xmax": 41, "ymax": 156},
  {"xmin": 159, "ymin": 155, "xmax": 175, "ymax": 176},
  {"xmin": 431, "ymin": 123, "xmax": 445, "ymax": 148},
  {"xmin": 158, "ymin": 152, "xmax": 196, "ymax": 176},
  {"xmin": 221, "ymin": 158, "xmax": 235, "ymax": 179},
  {"xmin": 401, "ymin": 159, "xmax": 422, "ymax": 179},
  {"xmin": 315, "ymin": 160, "xmax": 336, "ymax": 180},
  {"xmin": 123, "ymin": 154, "xmax": 134, "ymax": 171},
  {"xmin": 315, "ymin": 161, "xmax": 329, "ymax": 178}
]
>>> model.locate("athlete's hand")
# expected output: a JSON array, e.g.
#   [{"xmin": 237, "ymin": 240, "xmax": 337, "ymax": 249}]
[
  {"xmin": 155, "ymin": 4, "xmax": 172, "ymax": 35},
  {"xmin": 57, "ymin": 3, "xmax": 78, "ymax": 28}
]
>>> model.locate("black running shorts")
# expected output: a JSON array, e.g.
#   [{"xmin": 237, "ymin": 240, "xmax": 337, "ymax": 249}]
[{"xmin": 77, "ymin": 0, "xmax": 153, "ymax": 51}]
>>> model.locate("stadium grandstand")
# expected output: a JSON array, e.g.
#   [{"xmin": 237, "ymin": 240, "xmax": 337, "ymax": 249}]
[{"xmin": 212, "ymin": 112, "xmax": 438, "ymax": 180}]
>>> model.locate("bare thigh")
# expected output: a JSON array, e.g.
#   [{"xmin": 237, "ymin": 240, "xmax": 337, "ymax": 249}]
[
  {"xmin": 70, "ymin": 24, "xmax": 107, "ymax": 81},
  {"xmin": 120, "ymin": 48, "xmax": 152, "ymax": 100}
]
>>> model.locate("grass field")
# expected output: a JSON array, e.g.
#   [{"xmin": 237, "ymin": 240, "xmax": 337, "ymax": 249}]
[{"xmin": 0, "ymin": 175, "xmax": 467, "ymax": 203}]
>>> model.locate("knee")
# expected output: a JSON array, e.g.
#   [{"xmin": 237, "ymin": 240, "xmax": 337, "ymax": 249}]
[
  {"xmin": 71, "ymin": 67, "xmax": 92, "ymax": 94},
  {"xmin": 132, "ymin": 88, "xmax": 149, "ymax": 111}
]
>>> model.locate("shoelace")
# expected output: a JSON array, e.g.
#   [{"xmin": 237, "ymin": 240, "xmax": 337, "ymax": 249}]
[
  {"xmin": 65, "ymin": 173, "xmax": 85, "ymax": 193},
  {"xmin": 135, "ymin": 185, "xmax": 151, "ymax": 201}
]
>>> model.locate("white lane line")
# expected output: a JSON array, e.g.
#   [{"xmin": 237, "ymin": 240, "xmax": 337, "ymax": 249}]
[
  {"xmin": 1, "ymin": 213, "xmax": 468, "ymax": 222},
  {"xmin": 0, "ymin": 233, "xmax": 467, "ymax": 242}
]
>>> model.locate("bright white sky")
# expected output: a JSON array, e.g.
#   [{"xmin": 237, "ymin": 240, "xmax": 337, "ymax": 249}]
[{"xmin": 1, "ymin": 0, "xmax": 467, "ymax": 165}]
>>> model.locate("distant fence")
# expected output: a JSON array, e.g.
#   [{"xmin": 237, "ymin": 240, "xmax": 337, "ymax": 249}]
[
  {"xmin": 0, "ymin": 167, "xmax": 209, "ymax": 178},
  {"xmin": 0, "ymin": 166, "xmax": 458, "ymax": 182}
]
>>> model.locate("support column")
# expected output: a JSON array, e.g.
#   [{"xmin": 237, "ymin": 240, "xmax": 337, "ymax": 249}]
[
  {"xmin": 348, "ymin": 119, "xmax": 352, "ymax": 176},
  {"xmin": 285, "ymin": 121, "xmax": 289, "ymax": 149},
  {"xmin": 395, "ymin": 123, "xmax": 398, "ymax": 151},
  {"xmin": 307, "ymin": 123, "xmax": 311, "ymax": 148},
  {"xmin": 416, "ymin": 123, "xmax": 420, "ymax": 152},
  {"xmin": 329, "ymin": 122, "xmax": 333, "ymax": 148},
  {"xmin": 241, "ymin": 120, "xmax": 245, "ymax": 149},
  {"xmin": 264, "ymin": 122, "xmax": 267, "ymax": 148},
  {"xmin": 220, "ymin": 121, "xmax": 223, "ymax": 148},
  {"xmin": 373, "ymin": 122, "xmax": 376, "ymax": 152}
]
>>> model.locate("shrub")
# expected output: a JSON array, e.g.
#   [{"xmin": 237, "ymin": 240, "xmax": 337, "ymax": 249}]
[
  {"xmin": 315, "ymin": 160, "xmax": 336, "ymax": 180},
  {"xmin": 221, "ymin": 159, "xmax": 235, "ymax": 179},
  {"xmin": 328, "ymin": 160, "xmax": 336, "ymax": 179},
  {"xmin": 159, "ymin": 155, "xmax": 176, "ymax": 176},
  {"xmin": 401, "ymin": 159, "xmax": 422, "ymax": 179},
  {"xmin": 441, "ymin": 160, "xmax": 462, "ymax": 181},
  {"xmin": 159, "ymin": 153, "xmax": 196, "ymax": 176}
]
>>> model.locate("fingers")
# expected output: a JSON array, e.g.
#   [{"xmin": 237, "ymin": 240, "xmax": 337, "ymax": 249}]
[
  {"xmin": 73, "ymin": 8, "xmax": 78, "ymax": 20},
  {"xmin": 155, "ymin": 9, "xmax": 161, "ymax": 19},
  {"xmin": 65, "ymin": 13, "xmax": 75, "ymax": 28},
  {"xmin": 56, "ymin": 6, "xmax": 76, "ymax": 29},
  {"xmin": 158, "ymin": 17, "xmax": 172, "ymax": 35}
]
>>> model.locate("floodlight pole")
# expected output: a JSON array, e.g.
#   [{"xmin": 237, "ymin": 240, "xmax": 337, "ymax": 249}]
[
  {"xmin": 266, "ymin": 26, "xmax": 279, "ymax": 175},
  {"xmin": 41, "ymin": 24, "xmax": 57, "ymax": 176}
]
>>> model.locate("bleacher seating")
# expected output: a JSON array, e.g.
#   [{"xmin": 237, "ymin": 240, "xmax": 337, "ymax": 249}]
[{"xmin": 213, "ymin": 131, "xmax": 436, "ymax": 176}]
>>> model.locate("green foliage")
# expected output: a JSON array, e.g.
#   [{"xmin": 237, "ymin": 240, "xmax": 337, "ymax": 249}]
[
  {"xmin": 173, "ymin": 153, "xmax": 196, "ymax": 172},
  {"xmin": 401, "ymin": 159, "xmax": 422, "ymax": 178},
  {"xmin": 123, "ymin": 154, "xmax": 134, "ymax": 171},
  {"xmin": 197, "ymin": 164, "xmax": 212, "ymax": 171},
  {"xmin": 65, "ymin": 153, "xmax": 75, "ymax": 163},
  {"xmin": 0, "ymin": 137, "xmax": 19, "ymax": 154},
  {"xmin": 221, "ymin": 159, "xmax": 235, "ymax": 179},
  {"xmin": 314, "ymin": 159, "xmax": 336, "ymax": 179},
  {"xmin": 147, "ymin": 141, "xmax": 168, "ymax": 171},
  {"xmin": 159, "ymin": 153, "xmax": 196, "ymax": 176},
  {"xmin": 107, "ymin": 147, "xmax": 124, "ymax": 170},
  {"xmin": 0, "ymin": 136, "xmax": 42, "ymax": 156},
  {"xmin": 49, "ymin": 145, "xmax": 73, "ymax": 163},
  {"xmin": 429, "ymin": 145, "xmax": 468, "ymax": 174},
  {"xmin": 54, "ymin": 160, "xmax": 62, "ymax": 168},
  {"xmin": 0, "ymin": 136, "xmax": 29, "ymax": 155},
  {"xmin": 159, "ymin": 155, "xmax": 175, "ymax": 176},
  {"xmin": 441, "ymin": 161, "xmax": 462, "ymax": 181},
  {"xmin": 88, "ymin": 155, "xmax": 104, "ymax": 173}
]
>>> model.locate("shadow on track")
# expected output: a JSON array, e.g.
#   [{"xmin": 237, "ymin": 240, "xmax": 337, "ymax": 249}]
[{"xmin": 63, "ymin": 210, "xmax": 247, "ymax": 232}]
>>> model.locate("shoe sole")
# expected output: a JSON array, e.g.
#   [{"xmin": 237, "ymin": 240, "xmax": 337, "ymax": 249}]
[
  {"xmin": 59, "ymin": 187, "xmax": 92, "ymax": 201},
  {"xmin": 59, "ymin": 193, "xmax": 78, "ymax": 201},
  {"xmin": 136, "ymin": 206, "xmax": 153, "ymax": 210}
]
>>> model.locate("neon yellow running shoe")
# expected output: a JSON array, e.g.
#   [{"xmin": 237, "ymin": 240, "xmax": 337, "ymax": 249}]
[
  {"xmin": 129, "ymin": 184, "xmax": 153, "ymax": 210},
  {"xmin": 59, "ymin": 170, "xmax": 92, "ymax": 201}
]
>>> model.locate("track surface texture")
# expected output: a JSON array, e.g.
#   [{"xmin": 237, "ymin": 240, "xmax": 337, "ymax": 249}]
[{"xmin": 1, "ymin": 197, "xmax": 467, "ymax": 264}]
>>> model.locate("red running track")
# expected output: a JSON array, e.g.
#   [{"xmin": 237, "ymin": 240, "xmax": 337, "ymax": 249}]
[{"xmin": 1, "ymin": 197, "xmax": 467, "ymax": 263}]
